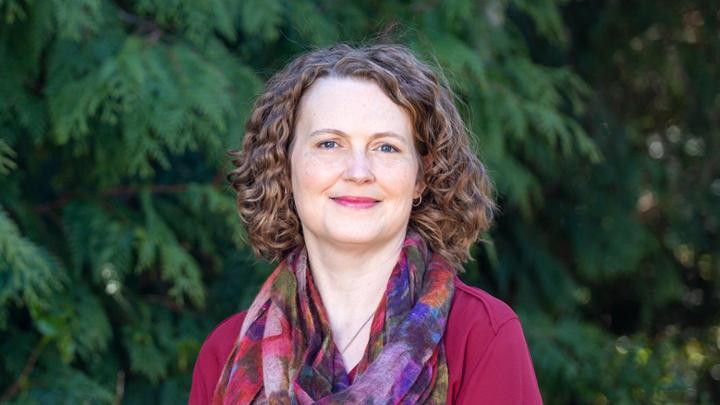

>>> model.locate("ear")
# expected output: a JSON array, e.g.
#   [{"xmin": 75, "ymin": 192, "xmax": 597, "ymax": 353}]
[
  {"xmin": 414, "ymin": 155, "xmax": 432, "ymax": 198},
  {"xmin": 413, "ymin": 182, "xmax": 425, "ymax": 199}
]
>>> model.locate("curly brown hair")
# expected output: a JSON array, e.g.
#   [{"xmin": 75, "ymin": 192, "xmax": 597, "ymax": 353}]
[{"xmin": 228, "ymin": 43, "xmax": 498, "ymax": 270}]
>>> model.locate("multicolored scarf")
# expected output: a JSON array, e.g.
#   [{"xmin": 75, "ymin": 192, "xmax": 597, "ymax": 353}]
[{"xmin": 212, "ymin": 231, "xmax": 455, "ymax": 404}]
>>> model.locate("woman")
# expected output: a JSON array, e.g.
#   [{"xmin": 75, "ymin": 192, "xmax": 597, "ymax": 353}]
[{"xmin": 190, "ymin": 44, "xmax": 542, "ymax": 404}]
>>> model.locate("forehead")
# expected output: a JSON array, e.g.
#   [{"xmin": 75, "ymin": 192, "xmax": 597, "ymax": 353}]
[{"xmin": 294, "ymin": 76, "xmax": 413, "ymax": 138}]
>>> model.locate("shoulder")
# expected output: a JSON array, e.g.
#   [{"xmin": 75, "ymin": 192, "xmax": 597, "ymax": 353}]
[
  {"xmin": 189, "ymin": 312, "xmax": 247, "ymax": 405},
  {"xmin": 445, "ymin": 279, "xmax": 523, "ymax": 382},
  {"xmin": 445, "ymin": 278, "xmax": 542, "ymax": 404},
  {"xmin": 449, "ymin": 276, "xmax": 520, "ymax": 335},
  {"xmin": 203, "ymin": 312, "xmax": 246, "ymax": 353},
  {"xmin": 445, "ymin": 276, "xmax": 524, "ymax": 367}
]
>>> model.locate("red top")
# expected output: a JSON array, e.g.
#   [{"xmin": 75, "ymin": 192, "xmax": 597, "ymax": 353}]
[{"xmin": 190, "ymin": 277, "xmax": 543, "ymax": 404}]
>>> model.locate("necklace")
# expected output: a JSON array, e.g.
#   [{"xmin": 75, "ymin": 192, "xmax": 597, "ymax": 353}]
[{"xmin": 339, "ymin": 310, "xmax": 376, "ymax": 354}]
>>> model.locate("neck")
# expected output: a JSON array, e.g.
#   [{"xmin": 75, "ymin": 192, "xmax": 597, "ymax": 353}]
[{"xmin": 303, "ymin": 230, "xmax": 406, "ymax": 322}]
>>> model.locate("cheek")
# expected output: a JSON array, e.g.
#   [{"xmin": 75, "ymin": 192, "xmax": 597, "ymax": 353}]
[
  {"xmin": 374, "ymin": 158, "xmax": 420, "ymax": 191},
  {"xmin": 291, "ymin": 150, "xmax": 340, "ymax": 195}
]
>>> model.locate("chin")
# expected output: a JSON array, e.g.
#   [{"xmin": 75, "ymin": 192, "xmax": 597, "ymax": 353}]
[
  {"xmin": 327, "ymin": 230, "xmax": 383, "ymax": 245},
  {"xmin": 321, "ymin": 223, "xmax": 395, "ymax": 246}
]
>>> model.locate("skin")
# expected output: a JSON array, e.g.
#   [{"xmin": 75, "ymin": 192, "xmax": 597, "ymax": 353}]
[{"xmin": 290, "ymin": 76, "xmax": 424, "ymax": 371}]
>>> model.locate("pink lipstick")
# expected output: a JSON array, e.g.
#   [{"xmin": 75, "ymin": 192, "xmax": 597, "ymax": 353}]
[{"xmin": 331, "ymin": 196, "xmax": 379, "ymax": 209}]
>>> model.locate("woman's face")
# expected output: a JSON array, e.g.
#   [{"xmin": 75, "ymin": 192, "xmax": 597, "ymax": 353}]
[{"xmin": 290, "ymin": 76, "xmax": 423, "ymax": 250}]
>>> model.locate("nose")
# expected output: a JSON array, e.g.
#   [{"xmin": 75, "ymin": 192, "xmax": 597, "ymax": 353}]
[{"xmin": 343, "ymin": 150, "xmax": 375, "ymax": 183}]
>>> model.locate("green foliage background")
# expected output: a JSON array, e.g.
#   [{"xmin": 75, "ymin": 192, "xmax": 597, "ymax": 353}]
[{"xmin": 1, "ymin": 0, "xmax": 718, "ymax": 403}]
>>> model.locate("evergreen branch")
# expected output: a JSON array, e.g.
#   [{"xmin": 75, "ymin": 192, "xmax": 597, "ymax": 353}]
[
  {"xmin": 34, "ymin": 183, "xmax": 190, "ymax": 213},
  {"xmin": 115, "ymin": 7, "xmax": 163, "ymax": 43},
  {"xmin": 0, "ymin": 140, "xmax": 17, "ymax": 175},
  {"xmin": 0, "ymin": 336, "xmax": 49, "ymax": 402}
]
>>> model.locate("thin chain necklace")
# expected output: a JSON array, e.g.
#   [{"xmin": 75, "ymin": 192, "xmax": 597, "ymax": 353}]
[{"xmin": 339, "ymin": 310, "xmax": 376, "ymax": 354}]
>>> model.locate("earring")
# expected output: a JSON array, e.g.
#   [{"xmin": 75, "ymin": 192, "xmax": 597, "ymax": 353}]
[{"xmin": 412, "ymin": 195, "xmax": 422, "ymax": 207}]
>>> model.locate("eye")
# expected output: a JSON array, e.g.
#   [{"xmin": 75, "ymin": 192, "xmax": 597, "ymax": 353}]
[
  {"xmin": 377, "ymin": 143, "xmax": 399, "ymax": 153},
  {"xmin": 318, "ymin": 140, "xmax": 339, "ymax": 149}
]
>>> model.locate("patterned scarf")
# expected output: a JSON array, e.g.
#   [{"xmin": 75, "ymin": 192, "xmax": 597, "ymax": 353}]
[{"xmin": 212, "ymin": 231, "xmax": 455, "ymax": 404}]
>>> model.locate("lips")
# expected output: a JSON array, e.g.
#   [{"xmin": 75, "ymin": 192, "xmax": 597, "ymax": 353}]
[{"xmin": 331, "ymin": 196, "xmax": 380, "ymax": 209}]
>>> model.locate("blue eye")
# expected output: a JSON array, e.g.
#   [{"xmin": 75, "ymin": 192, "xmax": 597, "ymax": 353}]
[
  {"xmin": 378, "ymin": 144, "xmax": 398, "ymax": 153},
  {"xmin": 318, "ymin": 140, "xmax": 338, "ymax": 149}
]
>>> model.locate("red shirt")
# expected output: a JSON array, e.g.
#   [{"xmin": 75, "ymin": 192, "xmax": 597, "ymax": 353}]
[{"xmin": 190, "ymin": 277, "xmax": 543, "ymax": 404}]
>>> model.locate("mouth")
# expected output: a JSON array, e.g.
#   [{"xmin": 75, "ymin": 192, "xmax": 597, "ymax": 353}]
[{"xmin": 331, "ymin": 196, "xmax": 381, "ymax": 209}]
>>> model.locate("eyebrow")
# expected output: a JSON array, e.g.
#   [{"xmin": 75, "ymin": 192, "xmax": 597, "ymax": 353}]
[{"xmin": 308, "ymin": 128, "xmax": 408, "ymax": 144}]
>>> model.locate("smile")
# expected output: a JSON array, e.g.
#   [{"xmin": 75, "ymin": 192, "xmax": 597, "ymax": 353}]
[{"xmin": 331, "ymin": 196, "xmax": 380, "ymax": 209}]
